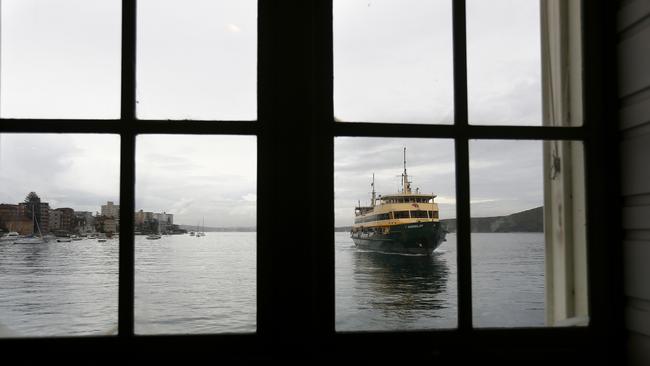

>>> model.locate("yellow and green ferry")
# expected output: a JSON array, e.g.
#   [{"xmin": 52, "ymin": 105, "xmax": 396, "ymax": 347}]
[{"xmin": 351, "ymin": 149, "xmax": 447, "ymax": 255}]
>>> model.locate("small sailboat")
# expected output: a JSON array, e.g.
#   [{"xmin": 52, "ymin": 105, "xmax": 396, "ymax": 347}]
[
  {"xmin": 0, "ymin": 232, "xmax": 21, "ymax": 243},
  {"xmin": 13, "ymin": 207, "xmax": 47, "ymax": 244},
  {"xmin": 196, "ymin": 217, "xmax": 206, "ymax": 237},
  {"xmin": 146, "ymin": 234, "xmax": 162, "ymax": 240}
]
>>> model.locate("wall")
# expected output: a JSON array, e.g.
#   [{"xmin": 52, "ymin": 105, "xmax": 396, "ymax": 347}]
[{"xmin": 618, "ymin": 1, "xmax": 650, "ymax": 364}]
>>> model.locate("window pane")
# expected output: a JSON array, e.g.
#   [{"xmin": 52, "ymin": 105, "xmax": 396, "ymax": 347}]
[
  {"xmin": 334, "ymin": 0, "xmax": 454, "ymax": 124},
  {"xmin": 470, "ymin": 140, "xmax": 588, "ymax": 327},
  {"xmin": 467, "ymin": 0, "xmax": 542, "ymax": 125},
  {"xmin": 0, "ymin": 0, "xmax": 121, "ymax": 119},
  {"xmin": 137, "ymin": 0, "xmax": 257, "ymax": 120},
  {"xmin": 0, "ymin": 134, "xmax": 120, "ymax": 337},
  {"xmin": 135, "ymin": 135, "xmax": 256, "ymax": 334},
  {"xmin": 335, "ymin": 138, "xmax": 456, "ymax": 331}
]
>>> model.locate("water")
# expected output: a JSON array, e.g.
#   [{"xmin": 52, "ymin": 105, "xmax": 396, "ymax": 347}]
[
  {"xmin": 0, "ymin": 232, "xmax": 545, "ymax": 337},
  {"xmin": 335, "ymin": 232, "xmax": 546, "ymax": 331},
  {"xmin": 134, "ymin": 233, "xmax": 256, "ymax": 335},
  {"xmin": 0, "ymin": 233, "xmax": 256, "ymax": 337}
]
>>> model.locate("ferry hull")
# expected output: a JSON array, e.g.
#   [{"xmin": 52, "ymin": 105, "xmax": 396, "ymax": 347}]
[{"xmin": 351, "ymin": 221, "xmax": 447, "ymax": 255}]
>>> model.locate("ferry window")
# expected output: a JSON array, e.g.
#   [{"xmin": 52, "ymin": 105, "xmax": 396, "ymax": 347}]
[
  {"xmin": 411, "ymin": 210, "xmax": 429, "ymax": 219},
  {"xmin": 394, "ymin": 211, "xmax": 411, "ymax": 219}
]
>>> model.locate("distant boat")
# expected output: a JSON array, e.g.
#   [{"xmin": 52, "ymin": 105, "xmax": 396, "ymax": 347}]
[
  {"xmin": 0, "ymin": 232, "xmax": 21, "ymax": 243},
  {"xmin": 13, "ymin": 237, "xmax": 47, "ymax": 245},
  {"xmin": 56, "ymin": 237, "xmax": 72, "ymax": 243},
  {"xmin": 97, "ymin": 234, "xmax": 107, "ymax": 242},
  {"xmin": 196, "ymin": 217, "xmax": 206, "ymax": 237},
  {"xmin": 146, "ymin": 234, "xmax": 162, "ymax": 240},
  {"xmin": 14, "ymin": 207, "xmax": 48, "ymax": 244}
]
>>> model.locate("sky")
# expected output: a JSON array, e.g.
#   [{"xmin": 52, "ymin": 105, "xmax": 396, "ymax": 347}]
[{"xmin": 0, "ymin": 0, "xmax": 544, "ymax": 228}]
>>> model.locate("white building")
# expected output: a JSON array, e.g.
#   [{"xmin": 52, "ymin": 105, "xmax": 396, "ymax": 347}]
[
  {"xmin": 153, "ymin": 212, "xmax": 173, "ymax": 225},
  {"xmin": 101, "ymin": 201, "xmax": 120, "ymax": 219}
]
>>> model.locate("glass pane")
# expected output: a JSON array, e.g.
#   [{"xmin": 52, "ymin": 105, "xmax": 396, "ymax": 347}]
[
  {"xmin": 0, "ymin": 0, "xmax": 121, "ymax": 119},
  {"xmin": 135, "ymin": 135, "xmax": 256, "ymax": 334},
  {"xmin": 137, "ymin": 0, "xmax": 257, "ymax": 120},
  {"xmin": 470, "ymin": 140, "xmax": 588, "ymax": 327},
  {"xmin": 467, "ymin": 0, "xmax": 542, "ymax": 125},
  {"xmin": 335, "ymin": 138, "xmax": 457, "ymax": 331},
  {"xmin": 0, "ymin": 134, "xmax": 120, "ymax": 337},
  {"xmin": 334, "ymin": 0, "xmax": 454, "ymax": 124}
]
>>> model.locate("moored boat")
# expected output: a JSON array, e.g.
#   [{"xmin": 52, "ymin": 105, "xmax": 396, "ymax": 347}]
[
  {"xmin": 0, "ymin": 232, "xmax": 21, "ymax": 243},
  {"xmin": 13, "ymin": 236, "xmax": 47, "ymax": 245},
  {"xmin": 350, "ymin": 148, "xmax": 446, "ymax": 256}
]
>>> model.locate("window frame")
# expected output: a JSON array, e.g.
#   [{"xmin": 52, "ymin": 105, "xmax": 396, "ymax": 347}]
[{"xmin": 0, "ymin": 0, "xmax": 621, "ymax": 361}]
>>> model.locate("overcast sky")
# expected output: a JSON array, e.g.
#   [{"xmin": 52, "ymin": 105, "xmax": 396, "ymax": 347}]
[{"xmin": 0, "ymin": 0, "xmax": 543, "ymax": 228}]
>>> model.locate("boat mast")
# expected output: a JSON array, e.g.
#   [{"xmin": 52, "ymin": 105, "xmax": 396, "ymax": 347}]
[
  {"xmin": 402, "ymin": 147, "xmax": 412, "ymax": 194},
  {"xmin": 371, "ymin": 173, "xmax": 376, "ymax": 207}
]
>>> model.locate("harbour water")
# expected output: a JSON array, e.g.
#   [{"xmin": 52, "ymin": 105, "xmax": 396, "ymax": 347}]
[
  {"xmin": 0, "ymin": 231, "xmax": 544, "ymax": 337},
  {"xmin": 335, "ymin": 232, "xmax": 545, "ymax": 330}
]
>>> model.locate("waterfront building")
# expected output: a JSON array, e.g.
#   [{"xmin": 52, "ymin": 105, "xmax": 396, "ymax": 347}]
[
  {"xmin": 153, "ymin": 212, "xmax": 174, "ymax": 226},
  {"xmin": 95, "ymin": 216, "xmax": 118, "ymax": 235},
  {"xmin": 74, "ymin": 211, "xmax": 95, "ymax": 234},
  {"xmin": 101, "ymin": 201, "xmax": 120, "ymax": 219},
  {"xmin": 56, "ymin": 208, "xmax": 75, "ymax": 233},
  {"xmin": 135, "ymin": 209, "xmax": 147, "ymax": 225},
  {"xmin": 49, "ymin": 210, "xmax": 62, "ymax": 231},
  {"xmin": 0, "ymin": 204, "xmax": 32, "ymax": 235}
]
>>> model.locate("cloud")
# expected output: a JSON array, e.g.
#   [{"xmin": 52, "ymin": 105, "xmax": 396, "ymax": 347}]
[{"xmin": 1, "ymin": 0, "xmax": 544, "ymax": 228}]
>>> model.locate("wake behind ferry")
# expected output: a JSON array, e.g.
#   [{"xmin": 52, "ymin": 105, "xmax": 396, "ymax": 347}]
[{"xmin": 351, "ymin": 148, "xmax": 447, "ymax": 256}]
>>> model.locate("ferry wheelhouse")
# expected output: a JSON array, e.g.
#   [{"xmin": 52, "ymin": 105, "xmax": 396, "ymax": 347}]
[{"xmin": 351, "ymin": 149, "xmax": 447, "ymax": 255}]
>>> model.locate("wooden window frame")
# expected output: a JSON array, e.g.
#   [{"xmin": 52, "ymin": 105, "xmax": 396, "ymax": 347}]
[{"xmin": 0, "ymin": 0, "xmax": 621, "ymax": 361}]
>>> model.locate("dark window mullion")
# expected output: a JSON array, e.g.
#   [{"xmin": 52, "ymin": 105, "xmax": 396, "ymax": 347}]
[
  {"xmin": 452, "ymin": 0, "xmax": 473, "ymax": 331},
  {"xmin": 0, "ymin": 119, "xmax": 122, "ymax": 133},
  {"xmin": 118, "ymin": 0, "xmax": 137, "ymax": 337},
  {"xmin": 313, "ymin": 0, "xmax": 334, "ymax": 335},
  {"xmin": 131, "ymin": 120, "xmax": 258, "ymax": 135},
  {"xmin": 333, "ymin": 122, "xmax": 584, "ymax": 140}
]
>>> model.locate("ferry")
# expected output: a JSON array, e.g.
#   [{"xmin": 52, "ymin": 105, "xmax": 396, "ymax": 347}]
[{"xmin": 351, "ymin": 148, "xmax": 447, "ymax": 256}]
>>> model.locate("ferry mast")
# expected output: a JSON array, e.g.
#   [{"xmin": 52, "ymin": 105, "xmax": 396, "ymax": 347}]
[{"xmin": 402, "ymin": 147, "xmax": 412, "ymax": 194}]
